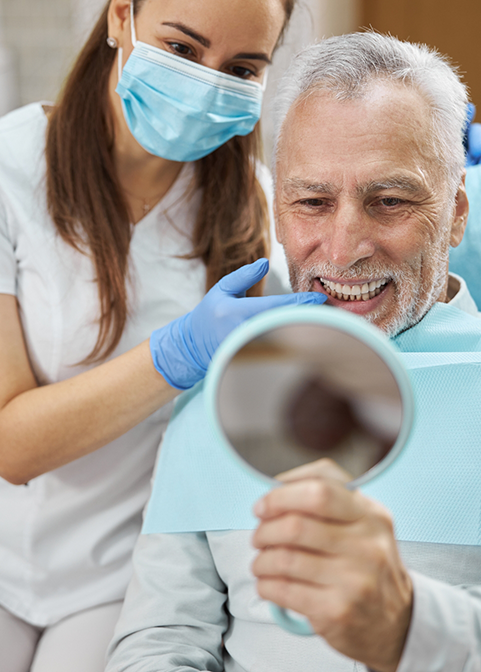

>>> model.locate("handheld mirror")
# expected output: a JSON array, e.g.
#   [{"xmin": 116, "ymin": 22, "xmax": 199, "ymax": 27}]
[{"xmin": 204, "ymin": 305, "xmax": 414, "ymax": 635}]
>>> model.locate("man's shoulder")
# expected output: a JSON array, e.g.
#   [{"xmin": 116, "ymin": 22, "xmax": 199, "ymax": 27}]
[
  {"xmin": 448, "ymin": 273, "xmax": 480, "ymax": 317},
  {"xmin": 394, "ymin": 302, "xmax": 481, "ymax": 354}
]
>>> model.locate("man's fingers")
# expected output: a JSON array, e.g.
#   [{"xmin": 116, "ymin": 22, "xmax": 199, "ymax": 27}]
[
  {"xmin": 252, "ymin": 510, "xmax": 360, "ymax": 555},
  {"xmin": 255, "ymin": 576, "xmax": 331, "ymax": 628},
  {"xmin": 252, "ymin": 545, "xmax": 351, "ymax": 584},
  {"xmin": 276, "ymin": 457, "xmax": 353, "ymax": 484},
  {"xmin": 254, "ymin": 477, "xmax": 364, "ymax": 524}
]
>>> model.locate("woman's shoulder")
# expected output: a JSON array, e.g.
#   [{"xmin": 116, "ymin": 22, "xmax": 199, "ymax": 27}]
[
  {"xmin": 0, "ymin": 102, "xmax": 49, "ymax": 144},
  {"xmin": 0, "ymin": 102, "xmax": 49, "ymax": 177}
]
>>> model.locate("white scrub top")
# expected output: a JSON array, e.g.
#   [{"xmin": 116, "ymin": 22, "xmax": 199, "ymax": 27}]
[{"xmin": 0, "ymin": 102, "xmax": 288, "ymax": 626}]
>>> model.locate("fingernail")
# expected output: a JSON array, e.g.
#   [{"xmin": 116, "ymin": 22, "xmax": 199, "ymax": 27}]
[{"xmin": 253, "ymin": 499, "xmax": 266, "ymax": 517}]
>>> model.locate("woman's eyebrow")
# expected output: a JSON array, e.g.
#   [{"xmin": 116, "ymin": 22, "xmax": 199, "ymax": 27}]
[
  {"xmin": 161, "ymin": 22, "xmax": 272, "ymax": 63},
  {"xmin": 233, "ymin": 52, "xmax": 272, "ymax": 64},
  {"xmin": 162, "ymin": 22, "xmax": 211, "ymax": 48}
]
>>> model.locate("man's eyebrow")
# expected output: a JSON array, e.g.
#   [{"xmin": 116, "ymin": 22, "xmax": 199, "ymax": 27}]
[
  {"xmin": 358, "ymin": 177, "xmax": 425, "ymax": 197},
  {"xmin": 282, "ymin": 177, "xmax": 336, "ymax": 194},
  {"xmin": 162, "ymin": 22, "xmax": 211, "ymax": 48}
]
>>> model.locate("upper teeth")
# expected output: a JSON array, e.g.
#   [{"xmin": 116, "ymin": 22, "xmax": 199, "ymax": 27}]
[{"xmin": 320, "ymin": 277, "xmax": 388, "ymax": 301}]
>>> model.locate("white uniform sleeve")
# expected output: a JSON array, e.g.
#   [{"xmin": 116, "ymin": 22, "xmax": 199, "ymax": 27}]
[
  {"xmin": 106, "ymin": 532, "xmax": 228, "ymax": 672},
  {"xmin": 397, "ymin": 571, "xmax": 481, "ymax": 672},
  {"xmin": 256, "ymin": 162, "xmax": 291, "ymax": 296},
  {"xmin": 0, "ymin": 196, "xmax": 16, "ymax": 295}
]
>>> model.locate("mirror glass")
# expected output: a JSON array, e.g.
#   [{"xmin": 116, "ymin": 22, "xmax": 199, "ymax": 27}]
[{"xmin": 217, "ymin": 323, "xmax": 404, "ymax": 483}]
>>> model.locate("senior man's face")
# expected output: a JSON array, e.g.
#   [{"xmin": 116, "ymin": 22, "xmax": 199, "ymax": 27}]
[{"xmin": 275, "ymin": 82, "xmax": 468, "ymax": 336}]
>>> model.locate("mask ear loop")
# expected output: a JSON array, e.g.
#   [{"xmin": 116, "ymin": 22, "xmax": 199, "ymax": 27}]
[
  {"xmin": 118, "ymin": 2, "xmax": 137, "ymax": 83},
  {"xmin": 260, "ymin": 68, "xmax": 269, "ymax": 92},
  {"xmin": 130, "ymin": 1, "xmax": 138, "ymax": 47},
  {"xmin": 117, "ymin": 47, "xmax": 123, "ymax": 83}
]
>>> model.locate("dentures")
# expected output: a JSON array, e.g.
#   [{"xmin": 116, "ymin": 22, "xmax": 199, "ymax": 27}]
[{"xmin": 320, "ymin": 278, "xmax": 388, "ymax": 301}]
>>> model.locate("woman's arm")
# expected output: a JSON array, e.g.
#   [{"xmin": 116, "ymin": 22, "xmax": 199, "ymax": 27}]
[
  {"xmin": 106, "ymin": 532, "xmax": 227, "ymax": 672},
  {"xmin": 0, "ymin": 260, "xmax": 325, "ymax": 484},
  {"xmin": 0, "ymin": 294, "xmax": 177, "ymax": 484}
]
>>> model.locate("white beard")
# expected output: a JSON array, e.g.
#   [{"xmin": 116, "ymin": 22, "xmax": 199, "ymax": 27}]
[{"xmin": 288, "ymin": 234, "xmax": 450, "ymax": 338}]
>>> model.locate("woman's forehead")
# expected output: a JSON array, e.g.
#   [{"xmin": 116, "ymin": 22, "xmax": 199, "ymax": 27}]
[{"xmin": 137, "ymin": 0, "xmax": 286, "ymax": 55}]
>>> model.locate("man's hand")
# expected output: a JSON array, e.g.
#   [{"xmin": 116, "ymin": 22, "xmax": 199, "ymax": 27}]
[{"xmin": 251, "ymin": 460, "xmax": 413, "ymax": 672}]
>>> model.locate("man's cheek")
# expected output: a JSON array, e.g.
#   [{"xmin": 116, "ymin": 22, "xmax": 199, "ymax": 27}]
[{"xmin": 282, "ymin": 221, "xmax": 318, "ymax": 263}]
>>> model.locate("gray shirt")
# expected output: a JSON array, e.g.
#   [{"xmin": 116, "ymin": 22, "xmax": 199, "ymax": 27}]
[
  {"xmin": 106, "ymin": 277, "xmax": 481, "ymax": 672},
  {"xmin": 106, "ymin": 532, "xmax": 481, "ymax": 672}
]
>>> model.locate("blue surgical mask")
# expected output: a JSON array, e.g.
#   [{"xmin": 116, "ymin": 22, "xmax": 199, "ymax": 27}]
[{"xmin": 115, "ymin": 2, "xmax": 266, "ymax": 162}]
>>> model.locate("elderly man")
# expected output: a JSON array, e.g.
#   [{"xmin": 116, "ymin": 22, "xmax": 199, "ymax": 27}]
[{"xmin": 106, "ymin": 33, "xmax": 481, "ymax": 672}]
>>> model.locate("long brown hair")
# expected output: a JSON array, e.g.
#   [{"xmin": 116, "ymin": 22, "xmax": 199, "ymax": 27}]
[{"xmin": 46, "ymin": 0, "xmax": 296, "ymax": 363}]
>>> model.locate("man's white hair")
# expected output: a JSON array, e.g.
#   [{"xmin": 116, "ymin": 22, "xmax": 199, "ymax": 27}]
[{"xmin": 273, "ymin": 32, "xmax": 468, "ymax": 195}]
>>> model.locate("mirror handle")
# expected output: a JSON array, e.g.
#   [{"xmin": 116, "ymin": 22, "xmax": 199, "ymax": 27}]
[
  {"xmin": 269, "ymin": 603, "xmax": 314, "ymax": 636},
  {"xmin": 269, "ymin": 478, "xmax": 358, "ymax": 636}
]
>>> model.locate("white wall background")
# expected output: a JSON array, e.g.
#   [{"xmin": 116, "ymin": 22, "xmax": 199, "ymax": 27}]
[
  {"xmin": 262, "ymin": 0, "xmax": 360, "ymax": 160},
  {"xmin": 0, "ymin": 0, "xmax": 360, "ymax": 150}
]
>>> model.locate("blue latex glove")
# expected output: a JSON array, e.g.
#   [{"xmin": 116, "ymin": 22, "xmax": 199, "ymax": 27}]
[
  {"xmin": 464, "ymin": 103, "xmax": 481, "ymax": 166},
  {"xmin": 150, "ymin": 258, "xmax": 327, "ymax": 390}
]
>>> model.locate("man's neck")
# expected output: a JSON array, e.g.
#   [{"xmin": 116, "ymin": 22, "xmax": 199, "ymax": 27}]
[{"xmin": 446, "ymin": 274, "xmax": 460, "ymax": 303}]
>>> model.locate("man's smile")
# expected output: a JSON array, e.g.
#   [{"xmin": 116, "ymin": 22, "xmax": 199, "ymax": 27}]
[
  {"xmin": 319, "ymin": 277, "xmax": 389, "ymax": 301},
  {"xmin": 312, "ymin": 277, "xmax": 393, "ymax": 316}
]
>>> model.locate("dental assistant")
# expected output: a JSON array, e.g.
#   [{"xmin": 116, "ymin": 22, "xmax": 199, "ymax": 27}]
[{"xmin": 0, "ymin": 1, "xmax": 323, "ymax": 670}]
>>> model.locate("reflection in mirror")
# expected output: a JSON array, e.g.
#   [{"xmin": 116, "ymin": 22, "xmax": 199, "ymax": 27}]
[{"xmin": 217, "ymin": 323, "xmax": 403, "ymax": 481}]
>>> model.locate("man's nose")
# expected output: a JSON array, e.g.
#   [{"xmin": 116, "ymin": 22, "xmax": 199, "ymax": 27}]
[{"xmin": 322, "ymin": 202, "xmax": 375, "ymax": 270}]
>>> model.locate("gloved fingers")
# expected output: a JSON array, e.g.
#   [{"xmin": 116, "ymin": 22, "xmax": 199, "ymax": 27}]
[
  {"xmin": 241, "ymin": 291, "xmax": 327, "ymax": 317},
  {"xmin": 218, "ymin": 258, "xmax": 269, "ymax": 296},
  {"xmin": 466, "ymin": 102, "xmax": 476, "ymax": 126},
  {"xmin": 468, "ymin": 123, "xmax": 481, "ymax": 161}
]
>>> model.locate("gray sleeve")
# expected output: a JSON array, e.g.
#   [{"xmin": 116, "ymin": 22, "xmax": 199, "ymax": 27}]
[
  {"xmin": 106, "ymin": 532, "xmax": 228, "ymax": 672},
  {"xmin": 397, "ymin": 571, "xmax": 481, "ymax": 672}
]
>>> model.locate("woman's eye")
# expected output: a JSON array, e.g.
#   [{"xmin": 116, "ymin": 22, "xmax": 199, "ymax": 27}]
[
  {"xmin": 168, "ymin": 42, "xmax": 194, "ymax": 57},
  {"xmin": 230, "ymin": 65, "xmax": 256, "ymax": 80}
]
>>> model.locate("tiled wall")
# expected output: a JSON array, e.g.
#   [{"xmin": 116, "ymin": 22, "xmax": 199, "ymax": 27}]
[{"xmin": 0, "ymin": 0, "xmax": 105, "ymax": 109}]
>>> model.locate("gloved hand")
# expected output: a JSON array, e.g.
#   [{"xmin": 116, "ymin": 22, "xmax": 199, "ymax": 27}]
[
  {"xmin": 464, "ymin": 103, "xmax": 481, "ymax": 166},
  {"xmin": 150, "ymin": 258, "xmax": 327, "ymax": 390}
]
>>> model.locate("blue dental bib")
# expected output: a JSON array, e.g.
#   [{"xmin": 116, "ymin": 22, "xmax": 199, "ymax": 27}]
[{"xmin": 143, "ymin": 302, "xmax": 481, "ymax": 546}]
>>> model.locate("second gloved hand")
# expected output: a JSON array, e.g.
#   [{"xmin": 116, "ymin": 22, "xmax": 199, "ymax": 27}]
[
  {"xmin": 150, "ymin": 258, "xmax": 327, "ymax": 390},
  {"xmin": 464, "ymin": 103, "xmax": 481, "ymax": 166}
]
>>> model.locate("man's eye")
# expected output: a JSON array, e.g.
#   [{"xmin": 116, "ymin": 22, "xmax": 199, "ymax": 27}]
[
  {"xmin": 168, "ymin": 42, "xmax": 194, "ymax": 57},
  {"xmin": 230, "ymin": 65, "xmax": 256, "ymax": 80},
  {"xmin": 379, "ymin": 197, "xmax": 403, "ymax": 207},
  {"xmin": 299, "ymin": 198, "xmax": 327, "ymax": 207}
]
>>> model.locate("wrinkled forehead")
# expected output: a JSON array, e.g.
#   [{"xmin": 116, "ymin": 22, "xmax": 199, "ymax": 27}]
[{"xmin": 275, "ymin": 81, "xmax": 442, "ymax": 188}]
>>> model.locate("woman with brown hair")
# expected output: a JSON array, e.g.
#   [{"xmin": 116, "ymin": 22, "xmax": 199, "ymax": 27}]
[{"xmin": 0, "ymin": 0, "xmax": 324, "ymax": 670}]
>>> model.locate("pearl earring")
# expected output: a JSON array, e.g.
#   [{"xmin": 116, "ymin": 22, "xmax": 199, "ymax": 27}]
[{"xmin": 106, "ymin": 37, "xmax": 118, "ymax": 49}]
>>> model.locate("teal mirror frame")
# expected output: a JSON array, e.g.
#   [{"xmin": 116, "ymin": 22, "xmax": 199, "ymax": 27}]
[
  {"xmin": 205, "ymin": 304, "xmax": 414, "ymax": 490},
  {"xmin": 204, "ymin": 304, "xmax": 415, "ymax": 636}
]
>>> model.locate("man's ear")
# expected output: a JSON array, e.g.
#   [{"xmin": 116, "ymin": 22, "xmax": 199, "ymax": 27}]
[
  {"xmin": 107, "ymin": 0, "xmax": 132, "ymax": 48},
  {"xmin": 450, "ymin": 174, "xmax": 469, "ymax": 248}
]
